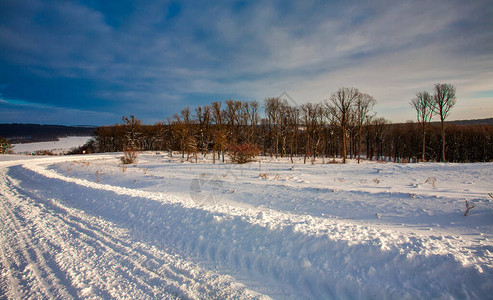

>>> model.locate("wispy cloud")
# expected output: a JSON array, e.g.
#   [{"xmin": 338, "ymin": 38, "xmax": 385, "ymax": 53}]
[{"xmin": 0, "ymin": 0, "xmax": 492, "ymax": 124}]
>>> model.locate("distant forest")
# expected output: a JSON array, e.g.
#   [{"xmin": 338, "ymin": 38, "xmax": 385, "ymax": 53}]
[{"xmin": 87, "ymin": 86, "xmax": 492, "ymax": 163}]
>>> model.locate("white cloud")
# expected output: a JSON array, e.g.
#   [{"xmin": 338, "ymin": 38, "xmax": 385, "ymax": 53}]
[{"xmin": 1, "ymin": 0, "xmax": 491, "ymax": 124}]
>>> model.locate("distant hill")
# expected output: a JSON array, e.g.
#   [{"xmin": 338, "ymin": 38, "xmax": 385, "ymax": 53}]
[
  {"xmin": 392, "ymin": 117, "xmax": 493, "ymax": 127},
  {"xmin": 0, "ymin": 123, "xmax": 96, "ymax": 143},
  {"xmin": 446, "ymin": 118, "xmax": 493, "ymax": 126}
]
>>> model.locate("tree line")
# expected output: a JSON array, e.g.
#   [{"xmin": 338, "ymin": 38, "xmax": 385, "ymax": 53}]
[{"xmin": 85, "ymin": 85, "xmax": 492, "ymax": 163}]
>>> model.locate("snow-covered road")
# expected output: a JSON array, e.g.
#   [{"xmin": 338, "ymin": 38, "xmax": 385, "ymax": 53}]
[
  {"xmin": 0, "ymin": 162, "xmax": 263, "ymax": 299},
  {"xmin": 0, "ymin": 154, "xmax": 492, "ymax": 299}
]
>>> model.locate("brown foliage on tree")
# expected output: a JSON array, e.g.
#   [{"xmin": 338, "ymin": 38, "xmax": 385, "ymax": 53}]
[{"xmin": 227, "ymin": 143, "xmax": 260, "ymax": 164}]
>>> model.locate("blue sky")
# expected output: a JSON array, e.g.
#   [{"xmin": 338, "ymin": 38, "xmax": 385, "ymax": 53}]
[{"xmin": 0, "ymin": 0, "xmax": 492, "ymax": 125}]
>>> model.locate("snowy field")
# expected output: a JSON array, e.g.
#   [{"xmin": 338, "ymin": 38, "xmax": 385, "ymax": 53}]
[
  {"xmin": 0, "ymin": 152, "xmax": 492, "ymax": 299},
  {"xmin": 11, "ymin": 136, "xmax": 92, "ymax": 154}
]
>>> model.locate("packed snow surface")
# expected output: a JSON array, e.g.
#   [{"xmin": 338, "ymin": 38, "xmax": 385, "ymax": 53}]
[
  {"xmin": 12, "ymin": 136, "xmax": 92, "ymax": 154},
  {"xmin": 0, "ymin": 153, "xmax": 492, "ymax": 299}
]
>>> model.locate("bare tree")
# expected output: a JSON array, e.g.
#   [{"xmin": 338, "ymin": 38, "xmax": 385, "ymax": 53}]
[
  {"xmin": 326, "ymin": 87, "xmax": 359, "ymax": 163},
  {"xmin": 122, "ymin": 115, "xmax": 142, "ymax": 150},
  {"xmin": 284, "ymin": 105, "xmax": 300, "ymax": 163},
  {"xmin": 195, "ymin": 105, "xmax": 212, "ymax": 156},
  {"xmin": 372, "ymin": 117, "xmax": 389, "ymax": 161},
  {"xmin": 301, "ymin": 103, "xmax": 324, "ymax": 163},
  {"xmin": 172, "ymin": 112, "xmax": 186, "ymax": 158},
  {"xmin": 225, "ymin": 99, "xmax": 242, "ymax": 144},
  {"xmin": 211, "ymin": 101, "xmax": 227, "ymax": 162},
  {"xmin": 431, "ymin": 83, "xmax": 456, "ymax": 162},
  {"xmin": 411, "ymin": 91, "xmax": 433, "ymax": 162},
  {"xmin": 171, "ymin": 107, "xmax": 197, "ymax": 161},
  {"xmin": 354, "ymin": 93, "xmax": 376, "ymax": 163},
  {"xmin": 246, "ymin": 101, "xmax": 259, "ymax": 145},
  {"xmin": 264, "ymin": 97, "xmax": 284, "ymax": 158}
]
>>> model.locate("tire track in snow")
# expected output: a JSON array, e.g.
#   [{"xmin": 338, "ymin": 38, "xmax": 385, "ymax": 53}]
[
  {"xmin": 0, "ymin": 205, "xmax": 24, "ymax": 299},
  {"xmin": 38, "ymin": 194, "xmax": 253, "ymax": 299},
  {"xmin": 0, "ymin": 170, "xmax": 75, "ymax": 299},
  {"xmin": 1, "ymin": 166, "xmax": 265, "ymax": 299}
]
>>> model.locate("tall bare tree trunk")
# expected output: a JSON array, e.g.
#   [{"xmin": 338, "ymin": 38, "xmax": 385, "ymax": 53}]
[
  {"xmin": 342, "ymin": 126, "xmax": 347, "ymax": 163},
  {"xmin": 357, "ymin": 125, "xmax": 362, "ymax": 163},
  {"xmin": 422, "ymin": 126, "xmax": 426, "ymax": 162},
  {"xmin": 441, "ymin": 118, "xmax": 446, "ymax": 162}
]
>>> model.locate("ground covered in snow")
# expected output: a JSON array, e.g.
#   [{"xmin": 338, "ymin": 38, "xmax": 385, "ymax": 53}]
[
  {"xmin": 11, "ymin": 136, "xmax": 92, "ymax": 154},
  {"xmin": 0, "ymin": 153, "xmax": 492, "ymax": 299}
]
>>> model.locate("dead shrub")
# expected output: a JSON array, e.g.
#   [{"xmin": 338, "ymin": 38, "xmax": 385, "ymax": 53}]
[
  {"xmin": 464, "ymin": 200, "xmax": 476, "ymax": 216},
  {"xmin": 34, "ymin": 150, "xmax": 56, "ymax": 156},
  {"xmin": 227, "ymin": 143, "xmax": 260, "ymax": 164},
  {"xmin": 425, "ymin": 177, "xmax": 437, "ymax": 188},
  {"xmin": 121, "ymin": 147, "xmax": 138, "ymax": 164},
  {"xmin": 259, "ymin": 173, "xmax": 268, "ymax": 180}
]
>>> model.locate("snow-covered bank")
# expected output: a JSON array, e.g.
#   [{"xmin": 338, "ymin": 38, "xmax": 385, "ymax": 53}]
[
  {"xmin": 11, "ymin": 136, "xmax": 92, "ymax": 154},
  {"xmin": 1, "ymin": 153, "xmax": 492, "ymax": 298}
]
